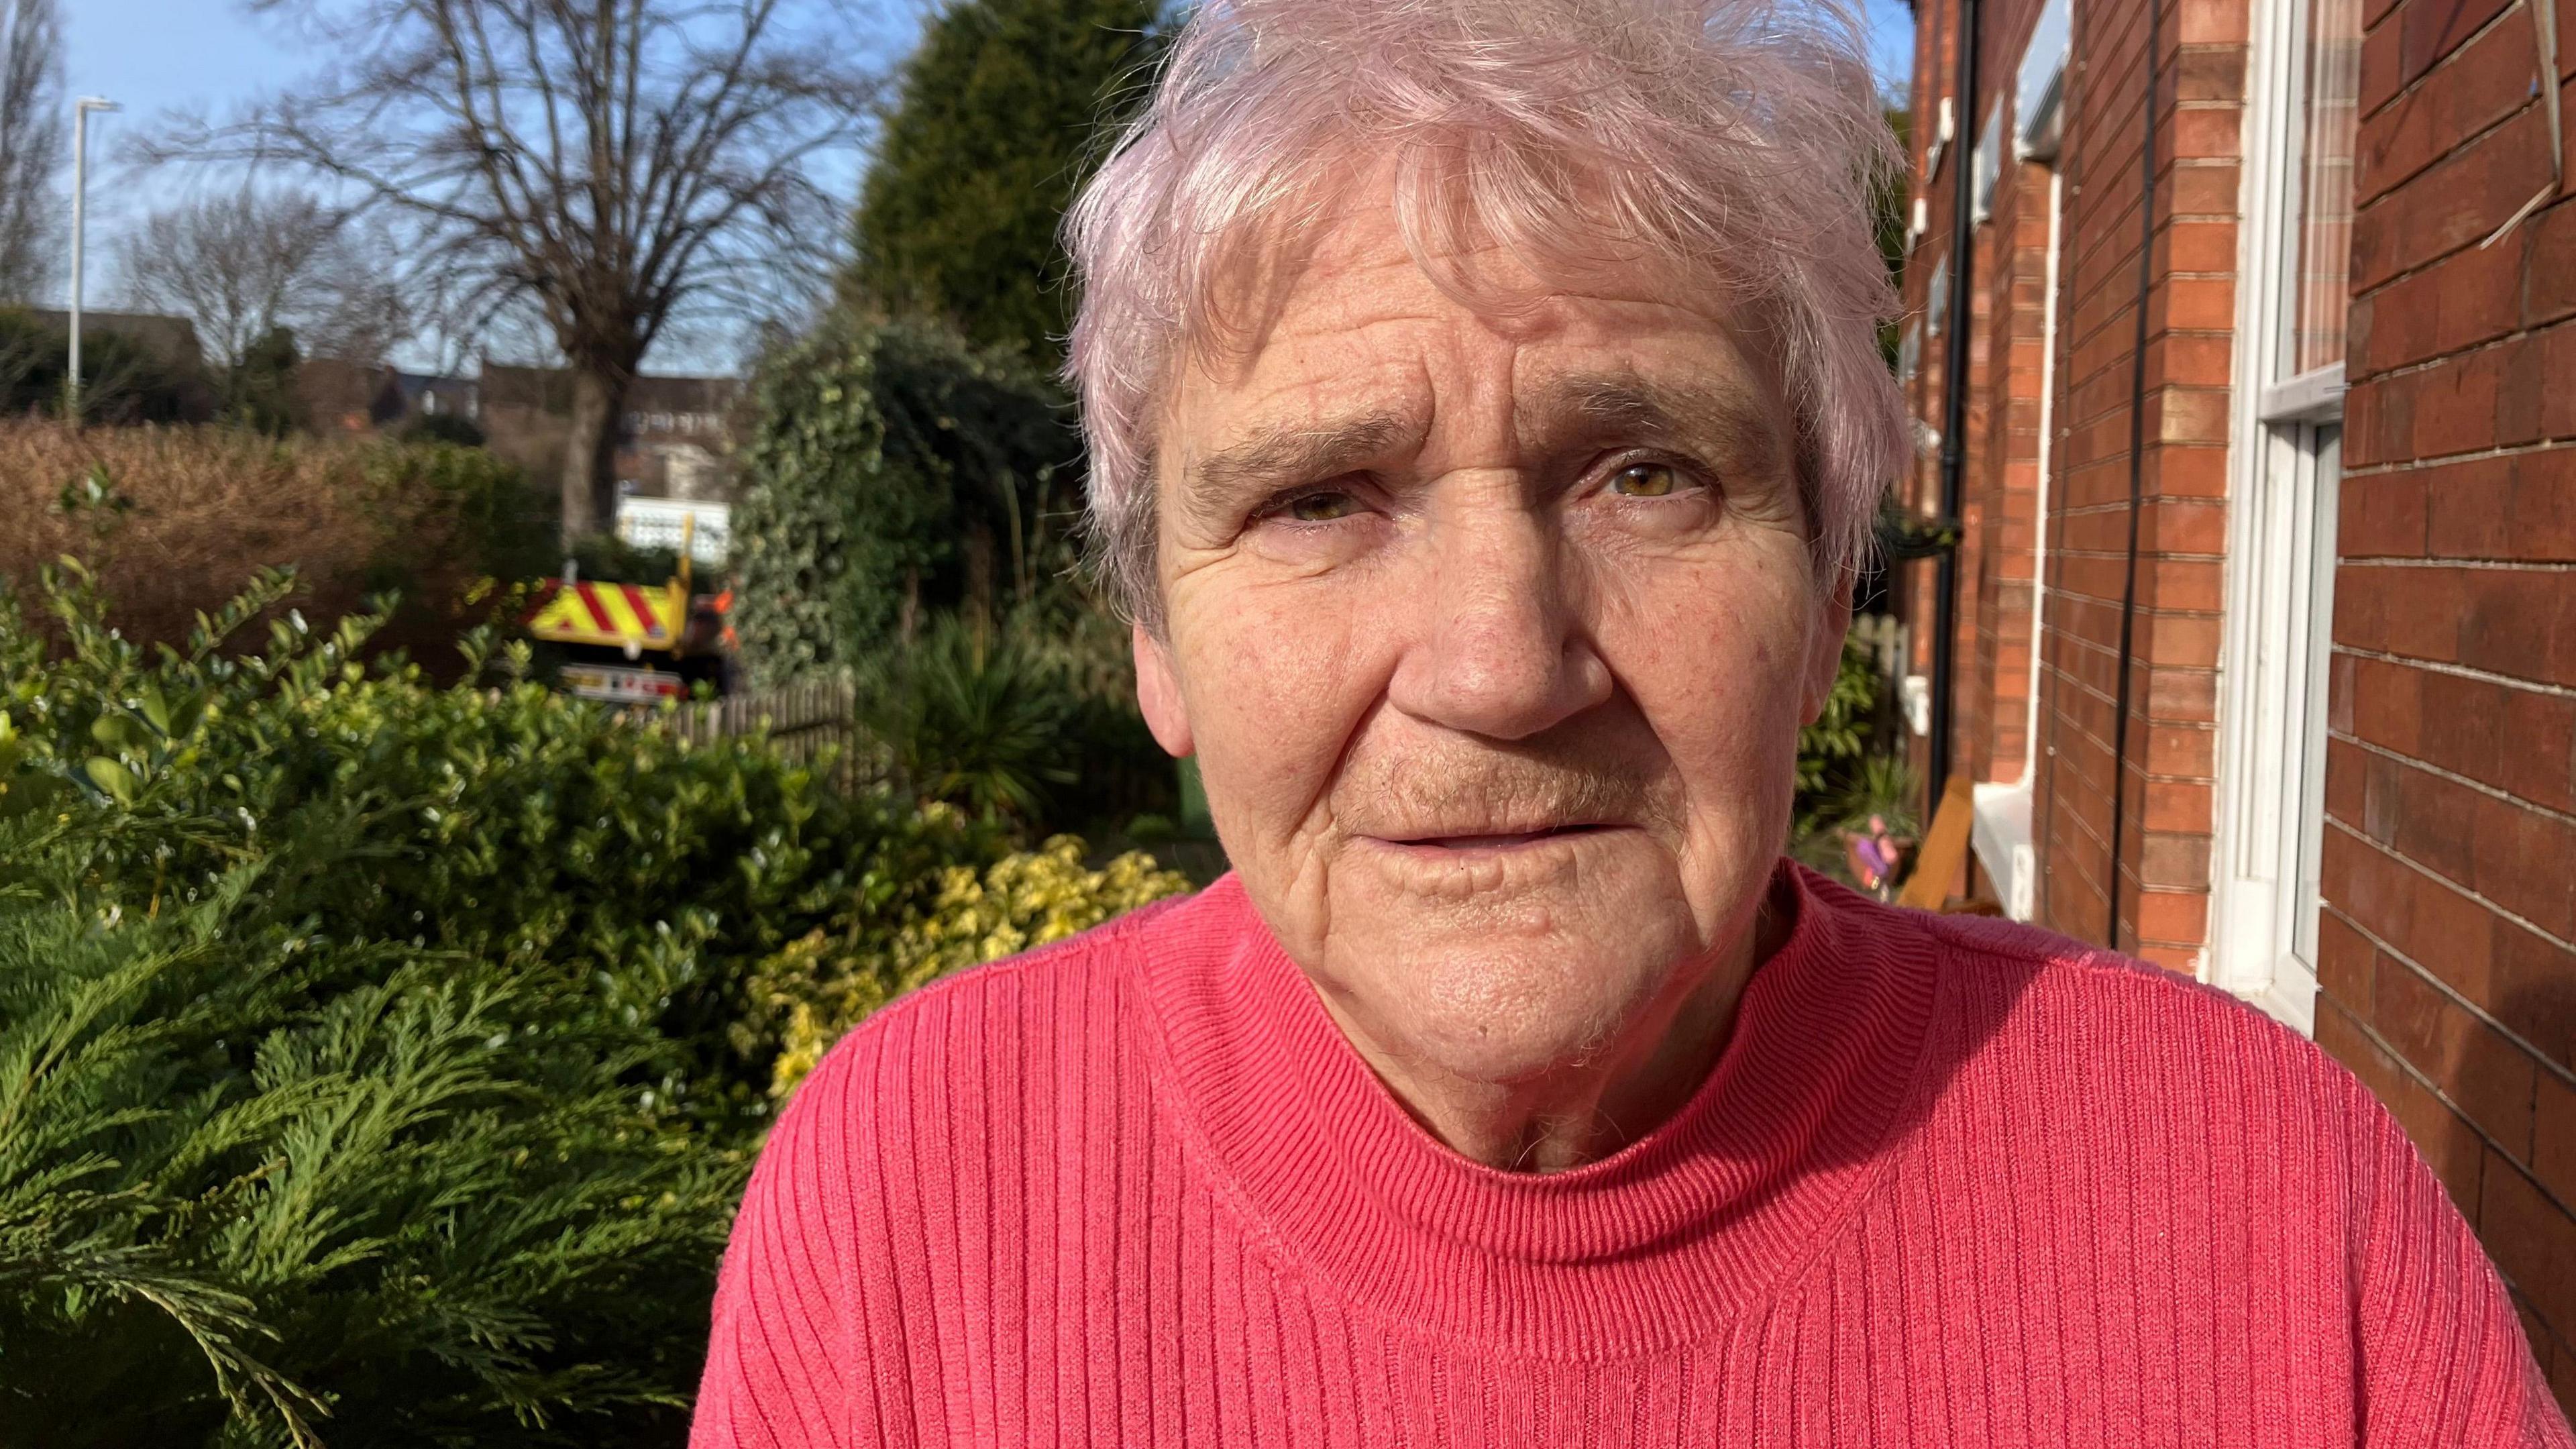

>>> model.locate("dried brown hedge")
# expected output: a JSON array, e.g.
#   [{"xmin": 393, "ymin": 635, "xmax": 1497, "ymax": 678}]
[{"xmin": 0, "ymin": 421, "xmax": 553, "ymax": 665}]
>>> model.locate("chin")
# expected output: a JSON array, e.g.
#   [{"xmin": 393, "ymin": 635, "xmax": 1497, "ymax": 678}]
[
  {"xmin": 1322, "ymin": 892, "xmax": 1706, "ymax": 1089},
  {"xmin": 1266, "ymin": 828, "xmax": 1763, "ymax": 1087}
]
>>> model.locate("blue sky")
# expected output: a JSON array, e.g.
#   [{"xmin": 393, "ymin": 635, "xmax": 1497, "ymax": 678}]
[
  {"xmin": 58, "ymin": 0, "xmax": 1918, "ymax": 348},
  {"xmin": 64, "ymin": 1, "xmax": 1919, "ymax": 119}
]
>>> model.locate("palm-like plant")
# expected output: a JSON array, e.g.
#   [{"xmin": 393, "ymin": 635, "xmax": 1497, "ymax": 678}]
[{"xmin": 860, "ymin": 612, "xmax": 1081, "ymax": 824}]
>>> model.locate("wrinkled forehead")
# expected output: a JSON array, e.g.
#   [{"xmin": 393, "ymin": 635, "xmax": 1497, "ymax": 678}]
[
  {"xmin": 1156, "ymin": 185, "xmax": 1799, "ymax": 485},
  {"xmin": 1174, "ymin": 154, "xmax": 1786, "ymax": 378}
]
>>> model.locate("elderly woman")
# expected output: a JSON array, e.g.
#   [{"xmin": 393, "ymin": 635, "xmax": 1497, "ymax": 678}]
[{"xmin": 694, "ymin": 1, "xmax": 2569, "ymax": 1443}]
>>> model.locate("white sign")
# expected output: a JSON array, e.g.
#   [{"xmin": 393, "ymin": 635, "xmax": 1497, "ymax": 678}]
[
  {"xmin": 616, "ymin": 496, "xmax": 731, "ymax": 565},
  {"xmin": 559, "ymin": 663, "xmax": 687, "ymax": 704}
]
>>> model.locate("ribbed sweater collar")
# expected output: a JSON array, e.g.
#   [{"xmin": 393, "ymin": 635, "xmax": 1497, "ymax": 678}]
[{"xmin": 1132, "ymin": 861, "xmax": 1941, "ymax": 1357}]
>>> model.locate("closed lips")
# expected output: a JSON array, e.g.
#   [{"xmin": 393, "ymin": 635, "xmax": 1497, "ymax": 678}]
[{"xmin": 1382, "ymin": 824, "xmax": 1617, "ymax": 849}]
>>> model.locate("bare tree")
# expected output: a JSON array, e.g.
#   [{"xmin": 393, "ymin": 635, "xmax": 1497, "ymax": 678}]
[
  {"xmin": 0, "ymin": 0, "xmax": 64, "ymax": 303},
  {"xmin": 117, "ymin": 189, "xmax": 407, "ymax": 372},
  {"xmin": 171, "ymin": 1, "xmax": 877, "ymax": 540}
]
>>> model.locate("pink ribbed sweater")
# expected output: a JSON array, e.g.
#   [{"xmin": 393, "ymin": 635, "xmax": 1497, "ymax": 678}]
[{"xmin": 694, "ymin": 865, "xmax": 2575, "ymax": 1446}]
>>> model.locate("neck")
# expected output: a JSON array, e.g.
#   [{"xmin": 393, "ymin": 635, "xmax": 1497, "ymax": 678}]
[{"xmin": 1320, "ymin": 887, "xmax": 1793, "ymax": 1173}]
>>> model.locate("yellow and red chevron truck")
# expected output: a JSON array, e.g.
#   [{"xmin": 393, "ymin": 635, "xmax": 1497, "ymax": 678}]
[{"xmin": 522, "ymin": 525, "xmax": 733, "ymax": 703}]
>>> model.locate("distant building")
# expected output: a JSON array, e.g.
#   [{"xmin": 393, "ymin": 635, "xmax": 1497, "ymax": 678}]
[
  {"xmin": 286, "ymin": 355, "xmax": 741, "ymax": 505},
  {"xmin": 620, "ymin": 373, "xmax": 740, "ymax": 503},
  {"xmin": 293, "ymin": 361, "xmax": 478, "ymax": 435},
  {"xmin": 295, "ymin": 357, "xmax": 387, "ymax": 434},
  {"xmin": 21, "ymin": 309, "xmax": 205, "ymax": 369},
  {"xmin": 387, "ymin": 370, "xmax": 480, "ymax": 426},
  {"xmin": 296, "ymin": 360, "xmax": 735, "ymax": 504},
  {"xmin": 480, "ymin": 363, "xmax": 743, "ymax": 502}
]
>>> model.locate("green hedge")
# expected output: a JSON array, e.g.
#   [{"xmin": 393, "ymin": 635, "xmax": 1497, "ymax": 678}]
[
  {"xmin": 0, "ymin": 307, "xmax": 207, "ymax": 424},
  {"xmin": 729, "ymin": 316, "xmax": 1083, "ymax": 684},
  {"xmin": 0, "ymin": 566, "xmax": 1079, "ymax": 1444}
]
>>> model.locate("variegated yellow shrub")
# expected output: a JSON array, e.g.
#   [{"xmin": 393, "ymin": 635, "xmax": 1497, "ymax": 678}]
[{"xmin": 767, "ymin": 835, "xmax": 1189, "ymax": 1095}]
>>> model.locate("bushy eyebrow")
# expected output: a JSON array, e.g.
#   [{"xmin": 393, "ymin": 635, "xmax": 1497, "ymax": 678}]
[
  {"xmin": 1177, "ymin": 410, "xmax": 1413, "ymax": 534},
  {"xmin": 1528, "ymin": 374, "xmax": 1782, "ymax": 470}
]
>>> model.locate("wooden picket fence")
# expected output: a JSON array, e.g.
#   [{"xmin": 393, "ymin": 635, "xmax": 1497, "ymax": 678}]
[{"xmin": 659, "ymin": 675, "xmax": 875, "ymax": 788}]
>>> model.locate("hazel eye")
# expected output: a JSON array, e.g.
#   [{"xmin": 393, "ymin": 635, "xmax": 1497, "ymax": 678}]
[
  {"xmin": 1286, "ymin": 491, "xmax": 1360, "ymax": 522},
  {"xmin": 1609, "ymin": 463, "xmax": 1682, "ymax": 498}
]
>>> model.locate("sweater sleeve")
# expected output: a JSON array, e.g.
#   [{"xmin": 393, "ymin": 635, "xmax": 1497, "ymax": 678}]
[
  {"xmin": 2351, "ymin": 1087, "xmax": 2575, "ymax": 1448},
  {"xmin": 692, "ymin": 1042, "xmax": 875, "ymax": 1449}
]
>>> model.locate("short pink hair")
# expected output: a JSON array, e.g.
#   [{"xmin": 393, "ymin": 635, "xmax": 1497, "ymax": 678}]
[{"xmin": 1063, "ymin": 0, "xmax": 1907, "ymax": 625}]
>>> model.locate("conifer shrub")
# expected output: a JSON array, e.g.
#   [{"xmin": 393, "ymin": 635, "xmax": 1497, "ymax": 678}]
[
  {"xmin": 842, "ymin": 0, "xmax": 1164, "ymax": 366},
  {"xmin": 0, "ymin": 862, "xmax": 747, "ymax": 1446}
]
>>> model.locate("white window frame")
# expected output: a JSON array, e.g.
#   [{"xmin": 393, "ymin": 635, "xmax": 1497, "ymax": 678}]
[
  {"xmin": 2015, "ymin": 0, "xmax": 2072, "ymax": 163},
  {"xmin": 1972, "ymin": 100, "xmax": 2005, "ymax": 223},
  {"xmin": 2211, "ymin": 0, "xmax": 2354, "ymax": 1036}
]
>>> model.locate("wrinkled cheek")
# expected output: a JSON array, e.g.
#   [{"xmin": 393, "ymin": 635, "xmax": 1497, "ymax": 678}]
[
  {"xmin": 1674, "ymin": 642, "xmax": 1808, "ymax": 808},
  {"xmin": 1606, "ymin": 573, "xmax": 1815, "ymax": 916},
  {"xmin": 1172, "ymin": 580, "xmax": 1380, "ymax": 882}
]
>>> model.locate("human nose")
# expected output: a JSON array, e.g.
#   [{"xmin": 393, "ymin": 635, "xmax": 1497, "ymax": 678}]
[{"xmin": 1384, "ymin": 503, "xmax": 1614, "ymax": 741}]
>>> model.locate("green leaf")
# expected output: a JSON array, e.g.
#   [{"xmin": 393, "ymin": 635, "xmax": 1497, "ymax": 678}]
[
  {"xmin": 83, "ymin": 755, "xmax": 138, "ymax": 804},
  {"xmin": 165, "ymin": 690, "xmax": 208, "ymax": 743},
  {"xmin": 91, "ymin": 713, "xmax": 144, "ymax": 753},
  {"xmin": 136, "ymin": 682, "xmax": 171, "ymax": 737}
]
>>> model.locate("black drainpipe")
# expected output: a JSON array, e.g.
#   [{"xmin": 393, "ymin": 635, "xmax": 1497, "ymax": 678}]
[
  {"xmin": 1928, "ymin": 0, "xmax": 1982, "ymax": 813},
  {"xmin": 2106, "ymin": 0, "xmax": 2161, "ymax": 948}
]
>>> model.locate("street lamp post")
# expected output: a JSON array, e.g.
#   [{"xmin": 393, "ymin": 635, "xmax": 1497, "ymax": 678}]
[{"xmin": 68, "ymin": 95, "xmax": 119, "ymax": 423}]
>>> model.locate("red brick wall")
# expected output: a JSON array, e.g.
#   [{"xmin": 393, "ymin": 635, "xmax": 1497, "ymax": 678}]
[
  {"xmin": 1895, "ymin": 0, "xmax": 1955, "ymax": 808},
  {"xmin": 1951, "ymin": 213, "xmax": 2001, "ymax": 789},
  {"xmin": 2313, "ymin": 0, "xmax": 2576, "ymax": 1400},
  {"xmin": 2020, "ymin": 0, "xmax": 2241, "ymax": 965},
  {"xmin": 1931, "ymin": 0, "xmax": 2052, "ymax": 799},
  {"xmin": 1904, "ymin": 0, "xmax": 2241, "ymax": 957},
  {"xmin": 1901, "ymin": 0, "xmax": 1956, "ymax": 722}
]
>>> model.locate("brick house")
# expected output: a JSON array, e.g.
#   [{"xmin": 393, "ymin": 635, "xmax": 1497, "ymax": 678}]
[
  {"xmin": 479, "ymin": 364, "xmax": 744, "ymax": 502},
  {"xmin": 294, "ymin": 360, "xmax": 740, "ymax": 506},
  {"xmin": 1898, "ymin": 0, "xmax": 2576, "ymax": 1393}
]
